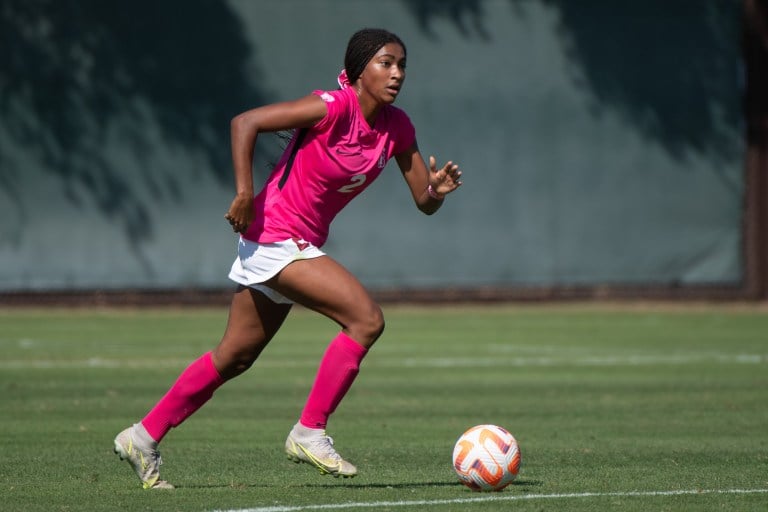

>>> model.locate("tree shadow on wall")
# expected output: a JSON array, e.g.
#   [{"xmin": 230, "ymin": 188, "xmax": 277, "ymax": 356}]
[
  {"xmin": 402, "ymin": 0, "xmax": 742, "ymax": 190},
  {"xmin": 0, "ymin": 0, "xmax": 744, "ymax": 261},
  {"xmin": 0, "ymin": 0, "xmax": 276, "ymax": 264}
]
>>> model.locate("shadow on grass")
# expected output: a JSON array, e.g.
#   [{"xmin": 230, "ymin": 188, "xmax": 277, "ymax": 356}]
[{"xmin": 179, "ymin": 478, "xmax": 543, "ymax": 490}]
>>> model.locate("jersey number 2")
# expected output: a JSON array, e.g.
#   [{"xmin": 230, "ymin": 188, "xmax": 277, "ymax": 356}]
[{"xmin": 337, "ymin": 174, "xmax": 367, "ymax": 194}]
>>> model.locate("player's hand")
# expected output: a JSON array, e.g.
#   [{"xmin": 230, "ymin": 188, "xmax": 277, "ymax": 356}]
[
  {"xmin": 429, "ymin": 156, "xmax": 462, "ymax": 196},
  {"xmin": 224, "ymin": 193, "xmax": 253, "ymax": 233}
]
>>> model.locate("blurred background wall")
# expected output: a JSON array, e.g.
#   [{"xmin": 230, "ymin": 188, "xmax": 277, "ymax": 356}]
[{"xmin": 1, "ymin": 0, "xmax": 764, "ymax": 301}]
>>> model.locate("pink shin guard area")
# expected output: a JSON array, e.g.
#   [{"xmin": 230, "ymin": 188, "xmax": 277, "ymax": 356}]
[
  {"xmin": 141, "ymin": 352, "xmax": 224, "ymax": 442},
  {"xmin": 300, "ymin": 332, "xmax": 368, "ymax": 429}
]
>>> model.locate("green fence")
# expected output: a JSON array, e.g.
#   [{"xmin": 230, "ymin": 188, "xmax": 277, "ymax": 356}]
[{"xmin": 0, "ymin": 0, "xmax": 746, "ymax": 295}]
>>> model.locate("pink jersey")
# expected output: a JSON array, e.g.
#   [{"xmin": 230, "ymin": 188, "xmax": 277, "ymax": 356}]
[{"xmin": 243, "ymin": 86, "xmax": 416, "ymax": 247}]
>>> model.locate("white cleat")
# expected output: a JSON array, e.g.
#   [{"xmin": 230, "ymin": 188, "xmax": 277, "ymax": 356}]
[
  {"xmin": 113, "ymin": 426, "xmax": 174, "ymax": 489},
  {"xmin": 285, "ymin": 424, "xmax": 357, "ymax": 478}
]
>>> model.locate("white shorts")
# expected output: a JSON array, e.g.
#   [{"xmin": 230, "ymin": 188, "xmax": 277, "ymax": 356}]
[{"xmin": 228, "ymin": 237, "xmax": 325, "ymax": 304}]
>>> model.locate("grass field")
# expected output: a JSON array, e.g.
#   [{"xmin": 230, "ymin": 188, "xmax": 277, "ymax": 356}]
[{"xmin": 1, "ymin": 303, "xmax": 767, "ymax": 511}]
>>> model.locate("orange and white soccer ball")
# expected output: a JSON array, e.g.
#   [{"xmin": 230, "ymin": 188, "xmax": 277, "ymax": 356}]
[{"xmin": 452, "ymin": 424, "xmax": 521, "ymax": 491}]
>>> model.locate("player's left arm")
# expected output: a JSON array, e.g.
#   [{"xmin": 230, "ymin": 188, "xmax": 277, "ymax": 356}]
[{"xmin": 395, "ymin": 141, "xmax": 462, "ymax": 215}]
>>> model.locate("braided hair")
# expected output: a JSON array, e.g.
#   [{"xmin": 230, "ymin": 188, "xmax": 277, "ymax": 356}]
[{"xmin": 344, "ymin": 28, "xmax": 407, "ymax": 85}]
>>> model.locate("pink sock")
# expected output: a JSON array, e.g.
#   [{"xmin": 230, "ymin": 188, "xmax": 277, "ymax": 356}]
[
  {"xmin": 299, "ymin": 332, "xmax": 368, "ymax": 429},
  {"xmin": 141, "ymin": 351, "xmax": 224, "ymax": 442}
]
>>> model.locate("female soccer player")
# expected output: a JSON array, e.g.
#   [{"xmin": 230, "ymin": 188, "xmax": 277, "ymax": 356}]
[{"xmin": 114, "ymin": 28, "xmax": 462, "ymax": 489}]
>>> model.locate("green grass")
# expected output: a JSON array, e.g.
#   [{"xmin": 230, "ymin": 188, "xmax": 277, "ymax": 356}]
[{"xmin": 1, "ymin": 303, "xmax": 767, "ymax": 511}]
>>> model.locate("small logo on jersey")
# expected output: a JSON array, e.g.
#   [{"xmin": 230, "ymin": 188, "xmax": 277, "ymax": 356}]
[
  {"xmin": 320, "ymin": 92, "xmax": 335, "ymax": 103},
  {"xmin": 292, "ymin": 237, "xmax": 309, "ymax": 251},
  {"xmin": 378, "ymin": 150, "xmax": 386, "ymax": 169}
]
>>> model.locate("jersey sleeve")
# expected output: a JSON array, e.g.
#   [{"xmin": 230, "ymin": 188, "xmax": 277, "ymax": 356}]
[
  {"xmin": 311, "ymin": 89, "xmax": 347, "ymax": 133},
  {"xmin": 390, "ymin": 108, "xmax": 416, "ymax": 155}
]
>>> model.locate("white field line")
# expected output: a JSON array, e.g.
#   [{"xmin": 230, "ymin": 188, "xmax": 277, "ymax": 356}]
[
  {"xmin": 400, "ymin": 353, "xmax": 767, "ymax": 367},
  {"xmin": 0, "ymin": 358, "xmax": 196, "ymax": 369},
  {"xmin": 211, "ymin": 488, "xmax": 768, "ymax": 512},
  {"xmin": 0, "ymin": 353, "xmax": 765, "ymax": 370}
]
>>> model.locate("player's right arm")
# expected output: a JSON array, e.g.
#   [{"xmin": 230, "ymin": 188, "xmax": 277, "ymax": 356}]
[{"xmin": 225, "ymin": 95, "xmax": 328, "ymax": 233}]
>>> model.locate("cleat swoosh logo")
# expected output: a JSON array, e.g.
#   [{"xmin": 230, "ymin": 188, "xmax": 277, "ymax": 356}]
[{"xmin": 298, "ymin": 445, "xmax": 339, "ymax": 473}]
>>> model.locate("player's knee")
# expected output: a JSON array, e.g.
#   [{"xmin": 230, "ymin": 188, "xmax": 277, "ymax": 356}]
[
  {"xmin": 370, "ymin": 305, "xmax": 386, "ymax": 341},
  {"xmin": 228, "ymin": 351, "xmax": 258, "ymax": 375},
  {"xmin": 353, "ymin": 303, "xmax": 385, "ymax": 347},
  {"xmin": 212, "ymin": 341, "xmax": 264, "ymax": 380}
]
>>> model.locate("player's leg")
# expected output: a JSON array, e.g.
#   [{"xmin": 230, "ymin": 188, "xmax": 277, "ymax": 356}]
[
  {"xmin": 271, "ymin": 255, "xmax": 383, "ymax": 426},
  {"xmin": 269, "ymin": 255, "xmax": 384, "ymax": 477},
  {"xmin": 141, "ymin": 286, "xmax": 291, "ymax": 441},
  {"xmin": 270, "ymin": 255, "xmax": 384, "ymax": 348},
  {"xmin": 115, "ymin": 286, "xmax": 291, "ymax": 488},
  {"xmin": 211, "ymin": 285, "xmax": 293, "ymax": 379}
]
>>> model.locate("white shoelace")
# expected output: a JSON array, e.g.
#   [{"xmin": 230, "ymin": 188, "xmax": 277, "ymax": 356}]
[{"xmin": 307, "ymin": 434, "xmax": 341, "ymax": 461}]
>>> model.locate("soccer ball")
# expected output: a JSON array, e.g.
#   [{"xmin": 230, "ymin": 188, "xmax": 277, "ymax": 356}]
[{"xmin": 452, "ymin": 424, "xmax": 521, "ymax": 491}]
